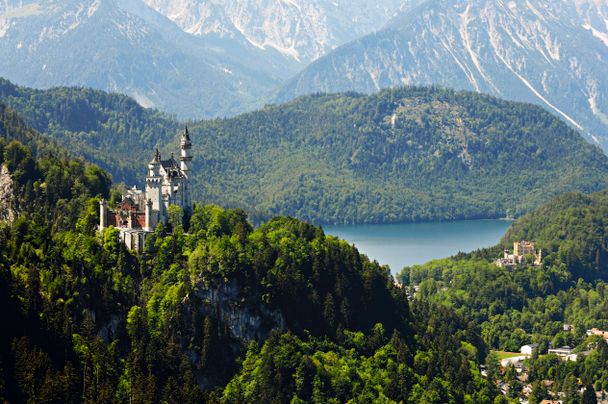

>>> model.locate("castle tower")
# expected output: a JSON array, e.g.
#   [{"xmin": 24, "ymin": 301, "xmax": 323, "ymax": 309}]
[
  {"xmin": 179, "ymin": 127, "xmax": 193, "ymax": 209},
  {"xmin": 146, "ymin": 146, "xmax": 163, "ymax": 214},
  {"xmin": 99, "ymin": 198, "xmax": 108, "ymax": 230},
  {"xmin": 180, "ymin": 127, "xmax": 193, "ymax": 176},
  {"xmin": 145, "ymin": 198, "xmax": 154, "ymax": 231}
]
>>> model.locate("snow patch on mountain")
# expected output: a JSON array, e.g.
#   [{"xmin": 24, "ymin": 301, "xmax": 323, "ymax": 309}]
[
  {"xmin": 37, "ymin": 1, "xmax": 102, "ymax": 43},
  {"xmin": 0, "ymin": 3, "xmax": 45, "ymax": 38},
  {"xmin": 0, "ymin": 3, "xmax": 44, "ymax": 18},
  {"xmin": 141, "ymin": 0, "xmax": 406, "ymax": 63},
  {"xmin": 277, "ymin": 0, "xmax": 608, "ymax": 148},
  {"xmin": 583, "ymin": 23, "xmax": 608, "ymax": 47},
  {"xmin": 0, "ymin": 19, "xmax": 8, "ymax": 38}
]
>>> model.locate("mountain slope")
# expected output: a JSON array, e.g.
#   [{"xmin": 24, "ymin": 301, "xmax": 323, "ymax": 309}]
[
  {"xmin": 0, "ymin": 78, "xmax": 179, "ymax": 185},
  {"xmin": 0, "ymin": 117, "xmax": 490, "ymax": 402},
  {"xmin": 142, "ymin": 0, "xmax": 414, "ymax": 64},
  {"xmin": 277, "ymin": 0, "xmax": 608, "ymax": 149},
  {"xmin": 2, "ymin": 79, "xmax": 608, "ymax": 224},
  {"xmin": 189, "ymin": 87, "xmax": 608, "ymax": 223},
  {"xmin": 0, "ymin": 0, "xmax": 294, "ymax": 118},
  {"xmin": 0, "ymin": 0, "xmax": 413, "ymax": 119}
]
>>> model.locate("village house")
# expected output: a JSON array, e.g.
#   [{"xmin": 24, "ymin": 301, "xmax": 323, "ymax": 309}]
[
  {"xmin": 548, "ymin": 346, "xmax": 575, "ymax": 359},
  {"xmin": 520, "ymin": 343, "xmax": 539, "ymax": 355},
  {"xmin": 587, "ymin": 328, "xmax": 608, "ymax": 341}
]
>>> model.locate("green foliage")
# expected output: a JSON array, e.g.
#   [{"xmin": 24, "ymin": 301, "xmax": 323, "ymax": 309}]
[
  {"xmin": 396, "ymin": 190, "xmax": 608, "ymax": 394},
  {"xmin": 3, "ymin": 140, "xmax": 36, "ymax": 186},
  {"xmin": 223, "ymin": 311, "xmax": 488, "ymax": 404},
  {"xmin": 0, "ymin": 78, "xmax": 176, "ymax": 186},
  {"xmin": 3, "ymin": 79, "xmax": 608, "ymax": 224},
  {"xmin": 503, "ymin": 191, "xmax": 608, "ymax": 280}
]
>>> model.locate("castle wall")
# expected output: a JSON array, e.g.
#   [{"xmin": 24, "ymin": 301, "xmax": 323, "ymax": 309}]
[{"xmin": 106, "ymin": 212, "xmax": 116, "ymax": 227}]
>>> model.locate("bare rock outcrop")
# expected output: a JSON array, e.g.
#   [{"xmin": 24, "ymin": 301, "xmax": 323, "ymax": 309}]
[{"xmin": 0, "ymin": 165, "xmax": 15, "ymax": 223}]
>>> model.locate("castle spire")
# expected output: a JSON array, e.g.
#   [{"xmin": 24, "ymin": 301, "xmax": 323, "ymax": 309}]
[{"xmin": 154, "ymin": 144, "xmax": 161, "ymax": 162}]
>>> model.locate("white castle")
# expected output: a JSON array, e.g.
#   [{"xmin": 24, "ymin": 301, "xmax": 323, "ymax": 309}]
[{"xmin": 99, "ymin": 128, "xmax": 193, "ymax": 251}]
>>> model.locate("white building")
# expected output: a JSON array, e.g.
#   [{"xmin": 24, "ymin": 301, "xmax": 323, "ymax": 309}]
[
  {"xmin": 520, "ymin": 343, "xmax": 539, "ymax": 355},
  {"xmin": 99, "ymin": 128, "xmax": 193, "ymax": 251},
  {"xmin": 548, "ymin": 346, "xmax": 574, "ymax": 358}
]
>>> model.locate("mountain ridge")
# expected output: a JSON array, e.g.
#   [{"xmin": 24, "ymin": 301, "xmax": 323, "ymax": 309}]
[
  {"xmin": 0, "ymin": 0, "xmax": 414, "ymax": 119},
  {"xmin": 141, "ymin": 0, "xmax": 413, "ymax": 64},
  {"xmin": 276, "ymin": 0, "xmax": 608, "ymax": 149},
  {"xmin": 1, "ymin": 78, "xmax": 608, "ymax": 224},
  {"xmin": 0, "ymin": 0, "xmax": 296, "ymax": 118}
]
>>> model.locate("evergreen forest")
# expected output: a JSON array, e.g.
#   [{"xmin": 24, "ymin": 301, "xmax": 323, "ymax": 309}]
[
  {"xmin": 0, "ymin": 102, "xmax": 496, "ymax": 402},
  {"xmin": 3, "ymin": 82, "xmax": 608, "ymax": 402},
  {"xmin": 2, "ymin": 78, "xmax": 608, "ymax": 224}
]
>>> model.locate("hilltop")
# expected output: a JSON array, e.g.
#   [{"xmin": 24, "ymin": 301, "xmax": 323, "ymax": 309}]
[
  {"xmin": 277, "ymin": 0, "xmax": 608, "ymax": 149},
  {"xmin": 0, "ymin": 103, "xmax": 492, "ymax": 403},
  {"xmin": 2, "ymin": 79, "xmax": 608, "ymax": 224}
]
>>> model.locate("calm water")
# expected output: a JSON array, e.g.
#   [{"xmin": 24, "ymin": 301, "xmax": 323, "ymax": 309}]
[{"xmin": 324, "ymin": 219, "xmax": 512, "ymax": 273}]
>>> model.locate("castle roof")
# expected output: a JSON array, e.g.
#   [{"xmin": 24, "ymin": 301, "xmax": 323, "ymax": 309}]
[
  {"xmin": 160, "ymin": 157, "xmax": 185, "ymax": 178},
  {"xmin": 160, "ymin": 157, "xmax": 179, "ymax": 170}
]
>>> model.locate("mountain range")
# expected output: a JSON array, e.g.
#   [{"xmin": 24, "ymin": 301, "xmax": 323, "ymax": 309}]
[
  {"xmin": 0, "ymin": 0, "xmax": 408, "ymax": 118},
  {"xmin": 141, "ymin": 0, "xmax": 413, "ymax": 64},
  {"xmin": 2, "ymin": 0, "xmax": 608, "ymax": 150},
  {"xmin": 0, "ymin": 0, "xmax": 301, "ymax": 118},
  {"xmin": 277, "ymin": 0, "xmax": 608, "ymax": 149}
]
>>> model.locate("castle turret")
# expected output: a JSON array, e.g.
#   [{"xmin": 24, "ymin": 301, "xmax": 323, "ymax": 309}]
[
  {"xmin": 99, "ymin": 198, "xmax": 108, "ymax": 230},
  {"xmin": 146, "ymin": 146, "xmax": 163, "ymax": 213},
  {"xmin": 179, "ymin": 127, "xmax": 193, "ymax": 210},
  {"xmin": 145, "ymin": 198, "xmax": 154, "ymax": 231},
  {"xmin": 180, "ymin": 127, "xmax": 193, "ymax": 176},
  {"xmin": 148, "ymin": 146, "xmax": 161, "ymax": 177}
]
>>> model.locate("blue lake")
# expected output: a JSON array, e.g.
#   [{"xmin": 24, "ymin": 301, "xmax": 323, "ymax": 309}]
[{"xmin": 324, "ymin": 219, "xmax": 513, "ymax": 273}]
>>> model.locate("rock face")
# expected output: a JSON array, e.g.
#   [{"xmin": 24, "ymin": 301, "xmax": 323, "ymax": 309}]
[
  {"xmin": 142, "ymin": 0, "xmax": 412, "ymax": 64},
  {"xmin": 0, "ymin": 165, "xmax": 15, "ymax": 223},
  {"xmin": 193, "ymin": 279, "xmax": 285, "ymax": 341},
  {"xmin": 277, "ymin": 0, "xmax": 608, "ymax": 149},
  {"xmin": 0, "ymin": 0, "xmax": 295, "ymax": 118},
  {"xmin": 0, "ymin": 0, "xmax": 409, "ymax": 118}
]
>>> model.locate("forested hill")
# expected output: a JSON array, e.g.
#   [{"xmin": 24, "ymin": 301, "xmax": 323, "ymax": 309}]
[
  {"xmin": 502, "ymin": 190, "xmax": 608, "ymax": 281},
  {"xmin": 189, "ymin": 88, "xmax": 608, "ymax": 223},
  {"xmin": 0, "ymin": 106, "xmax": 495, "ymax": 402},
  {"xmin": 0, "ymin": 78, "xmax": 178, "ymax": 185},
  {"xmin": 2, "ymin": 78, "xmax": 608, "ymax": 224},
  {"xmin": 397, "ymin": 193, "xmax": 608, "ymax": 399}
]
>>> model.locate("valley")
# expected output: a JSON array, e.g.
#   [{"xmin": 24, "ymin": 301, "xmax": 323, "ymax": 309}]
[{"xmin": 2, "ymin": 1, "xmax": 608, "ymax": 402}]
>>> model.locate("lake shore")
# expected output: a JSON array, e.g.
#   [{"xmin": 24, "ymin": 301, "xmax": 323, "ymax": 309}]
[{"xmin": 325, "ymin": 219, "xmax": 512, "ymax": 273}]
